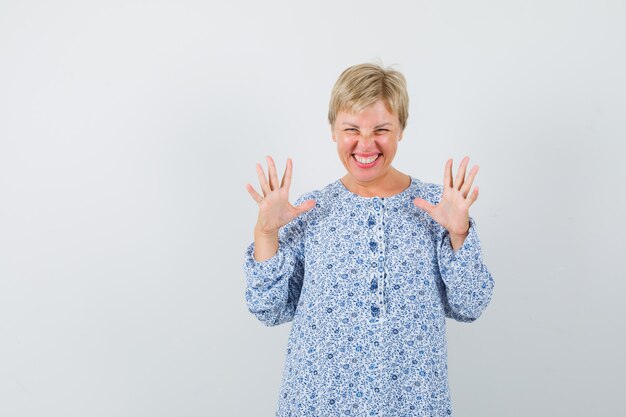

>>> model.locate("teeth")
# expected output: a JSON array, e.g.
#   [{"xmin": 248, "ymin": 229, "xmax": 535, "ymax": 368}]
[{"xmin": 354, "ymin": 154, "xmax": 379, "ymax": 164}]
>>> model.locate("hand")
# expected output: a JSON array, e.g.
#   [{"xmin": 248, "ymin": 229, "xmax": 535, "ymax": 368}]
[
  {"xmin": 245, "ymin": 156, "xmax": 316, "ymax": 236},
  {"xmin": 413, "ymin": 156, "xmax": 479, "ymax": 237}
]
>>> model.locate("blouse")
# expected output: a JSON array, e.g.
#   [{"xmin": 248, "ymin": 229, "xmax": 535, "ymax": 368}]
[{"xmin": 243, "ymin": 175, "xmax": 495, "ymax": 416}]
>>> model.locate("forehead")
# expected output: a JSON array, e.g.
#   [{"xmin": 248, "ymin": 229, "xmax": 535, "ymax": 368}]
[{"xmin": 337, "ymin": 99, "xmax": 399, "ymax": 126}]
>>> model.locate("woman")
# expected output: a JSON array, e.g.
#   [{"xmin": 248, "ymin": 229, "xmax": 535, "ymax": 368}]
[{"xmin": 243, "ymin": 63, "xmax": 495, "ymax": 416}]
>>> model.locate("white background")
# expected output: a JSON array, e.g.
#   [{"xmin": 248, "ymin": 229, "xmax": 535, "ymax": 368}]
[{"xmin": 1, "ymin": 1, "xmax": 625, "ymax": 416}]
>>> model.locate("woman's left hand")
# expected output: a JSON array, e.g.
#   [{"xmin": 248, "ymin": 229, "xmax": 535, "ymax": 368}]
[{"xmin": 413, "ymin": 156, "xmax": 479, "ymax": 238}]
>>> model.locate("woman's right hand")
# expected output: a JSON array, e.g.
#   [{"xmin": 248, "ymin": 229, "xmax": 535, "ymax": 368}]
[{"xmin": 246, "ymin": 156, "xmax": 316, "ymax": 237}]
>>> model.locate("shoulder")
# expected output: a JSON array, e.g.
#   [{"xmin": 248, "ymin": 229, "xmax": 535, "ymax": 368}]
[
  {"xmin": 291, "ymin": 179, "xmax": 344, "ymax": 222},
  {"xmin": 414, "ymin": 179, "xmax": 444, "ymax": 205},
  {"xmin": 290, "ymin": 186, "xmax": 324, "ymax": 224},
  {"xmin": 292, "ymin": 179, "xmax": 340, "ymax": 206},
  {"xmin": 410, "ymin": 178, "xmax": 446, "ymax": 231},
  {"xmin": 293, "ymin": 189, "xmax": 322, "ymax": 206}
]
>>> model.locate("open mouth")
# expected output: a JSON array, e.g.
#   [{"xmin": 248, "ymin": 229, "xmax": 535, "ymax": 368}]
[{"xmin": 352, "ymin": 153, "xmax": 381, "ymax": 167}]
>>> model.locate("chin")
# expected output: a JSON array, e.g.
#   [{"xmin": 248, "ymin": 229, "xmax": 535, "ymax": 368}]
[{"xmin": 346, "ymin": 167, "xmax": 387, "ymax": 183}]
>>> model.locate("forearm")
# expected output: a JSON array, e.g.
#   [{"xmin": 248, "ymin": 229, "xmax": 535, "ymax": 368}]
[
  {"xmin": 253, "ymin": 226, "xmax": 279, "ymax": 261},
  {"xmin": 243, "ymin": 240, "xmax": 302, "ymax": 327},
  {"xmin": 437, "ymin": 217, "xmax": 495, "ymax": 321},
  {"xmin": 449, "ymin": 230, "xmax": 469, "ymax": 252}
]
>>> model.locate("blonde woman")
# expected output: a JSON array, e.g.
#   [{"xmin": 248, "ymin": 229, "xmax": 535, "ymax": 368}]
[{"xmin": 243, "ymin": 62, "xmax": 495, "ymax": 416}]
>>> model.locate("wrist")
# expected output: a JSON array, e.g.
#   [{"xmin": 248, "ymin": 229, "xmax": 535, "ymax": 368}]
[
  {"xmin": 254, "ymin": 225, "xmax": 279, "ymax": 239},
  {"xmin": 449, "ymin": 230, "xmax": 468, "ymax": 252},
  {"xmin": 448, "ymin": 229, "xmax": 468, "ymax": 240}
]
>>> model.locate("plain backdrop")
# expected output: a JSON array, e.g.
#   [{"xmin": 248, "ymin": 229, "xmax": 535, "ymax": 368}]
[{"xmin": 1, "ymin": 1, "xmax": 625, "ymax": 416}]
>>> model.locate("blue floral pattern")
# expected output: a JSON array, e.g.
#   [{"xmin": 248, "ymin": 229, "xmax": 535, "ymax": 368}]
[{"xmin": 243, "ymin": 176, "xmax": 495, "ymax": 416}]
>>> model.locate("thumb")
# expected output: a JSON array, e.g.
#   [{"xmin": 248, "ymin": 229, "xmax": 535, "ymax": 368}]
[
  {"xmin": 413, "ymin": 197, "xmax": 434, "ymax": 214},
  {"xmin": 295, "ymin": 199, "xmax": 317, "ymax": 214}
]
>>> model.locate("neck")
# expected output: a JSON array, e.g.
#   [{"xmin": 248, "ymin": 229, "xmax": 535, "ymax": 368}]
[{"xmin": 341, "ymin": 168, "xmax": 410, "ymax": 198}]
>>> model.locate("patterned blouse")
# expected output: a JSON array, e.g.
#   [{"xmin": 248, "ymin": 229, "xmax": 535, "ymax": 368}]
[{"xmin": 243, "ymin": 176, "xmax": 495, "ymax": 416}]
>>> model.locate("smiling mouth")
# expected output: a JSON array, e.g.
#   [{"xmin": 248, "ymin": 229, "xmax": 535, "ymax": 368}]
[{"xmin": 352, "ymin": 154, "xmax": 381, "ymax": 164}]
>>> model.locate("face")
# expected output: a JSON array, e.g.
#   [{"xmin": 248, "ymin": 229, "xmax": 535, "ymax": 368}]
[{"xmin": 331, "ymin": 99, "xmax": 403, "ymax": 186}]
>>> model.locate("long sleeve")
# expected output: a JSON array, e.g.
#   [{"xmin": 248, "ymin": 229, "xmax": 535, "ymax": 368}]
[
  {"xmin": 434, "ymin": 215, "xmax": 495, "ymax": 322},
  {"xmin": 242, "ymin": 192, "xmax": 316, "ymax": 327},
  {"xmin": 420, "ymin": 182, "xmax": 495, "ymax": 323}
]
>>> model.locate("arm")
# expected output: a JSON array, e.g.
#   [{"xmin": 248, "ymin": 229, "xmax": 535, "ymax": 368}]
[
  {"xmin": 413, "ymin": 159, "xmax": 495, "ymax": 322},
  {"xmin": 243, "ymin": 192, "xmax": 315, "ymax": 327},
  {"xmin": 434, "ymin": 215, "xmax": 495, "ymax": 322}
]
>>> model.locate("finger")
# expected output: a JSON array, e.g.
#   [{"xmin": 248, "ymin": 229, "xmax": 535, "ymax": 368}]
[
  {"xmin": 443, "ymin": 158, "xmax": 453, "ymax": 189},
  {"xmin": 245, "ymin": 183, "xmax": 264, "ymax": 203},
  {"xmin": 467, "ymin": 186, "xmax": 479, "ymax": 206},
  {"xmin": 461, "ymin": 165, "xmax": 479, "ymax": 198},
  {"xmin": 281, "ymin": 158, "xmax": 292, "ymax": 189},
  {"xmin": 256, "ymin": 162, "xmax": 270, "ymax": 196},
  {"xmin": 295, "ymin": 199, "xmax": 316, "ymax": 214},
  {"xmin": 454, "ymin": 156, "xmax": 469, "ymax": 190},
  {"xmin": 413, "ymin": 197, "xmax": 435, "ymax": 214},
  {"xmin": 267, "ymin": 155, "xmax": 280, "ymax": 190}
]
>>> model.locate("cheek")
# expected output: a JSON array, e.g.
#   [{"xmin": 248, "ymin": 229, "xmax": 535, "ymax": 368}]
[
  {"xmin": 337, "ymin": 137, "xmax": 356, "ymax": 153},
  {"xmin": 380, "ymin": 138, "xmax": 399, "ymax": 156}
]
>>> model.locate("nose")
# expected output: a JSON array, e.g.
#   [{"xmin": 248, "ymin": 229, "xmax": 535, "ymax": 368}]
[{"xmin": 359, "ymin": 131, "xmax": 374, "ymax": 145}]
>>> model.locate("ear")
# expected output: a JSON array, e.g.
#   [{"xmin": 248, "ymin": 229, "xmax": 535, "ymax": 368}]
[
  {"xmin": 331, "ymin": 124, "xmax": 336, "ymax": 142},
  {"xmin": 398, "ymin": 129, "xmax": 404, "ymax": 142}
]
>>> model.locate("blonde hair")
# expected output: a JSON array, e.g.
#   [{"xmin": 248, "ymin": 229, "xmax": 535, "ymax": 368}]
[{"xmin": 328, "ymin": 62, "xmax": 409, "ymax": 130}]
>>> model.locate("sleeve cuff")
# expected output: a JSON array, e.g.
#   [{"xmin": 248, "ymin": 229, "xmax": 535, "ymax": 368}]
[
  {"xmin": 439, "ymin": 217, "xmax": 482, "ymax": 279},
  {"xmin": 243, "ymin": 241, "xmax": 286, "ymax": 289}
]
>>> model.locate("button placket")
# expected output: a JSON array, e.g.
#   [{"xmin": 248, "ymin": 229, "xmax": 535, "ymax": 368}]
[
  {"xmin": 370, "ymin": 197, "xmax": 387, "ymax": 321},
  {"xmin": 379, "ymin": 198, "xmax": 387, "ymax": 319}
]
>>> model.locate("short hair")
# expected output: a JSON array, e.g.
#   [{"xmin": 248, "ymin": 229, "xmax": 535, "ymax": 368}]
[{"xmin": 328, "ymin": 62, "xmax": 409, "ymax": 130}]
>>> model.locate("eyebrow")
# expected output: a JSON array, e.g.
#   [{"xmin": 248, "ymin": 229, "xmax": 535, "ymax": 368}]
[{"xmin": 341, "ymin": 122, "xmax": 392, "ymax": 128}]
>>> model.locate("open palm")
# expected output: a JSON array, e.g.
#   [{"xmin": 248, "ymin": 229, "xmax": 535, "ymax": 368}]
[
  {"xmin": 245, "ymin": 156, "xmax": 316, "ymax": 236},
  {"xmin": 413, "ymin": 156, "xmax": 479, "ymax": 236}
]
